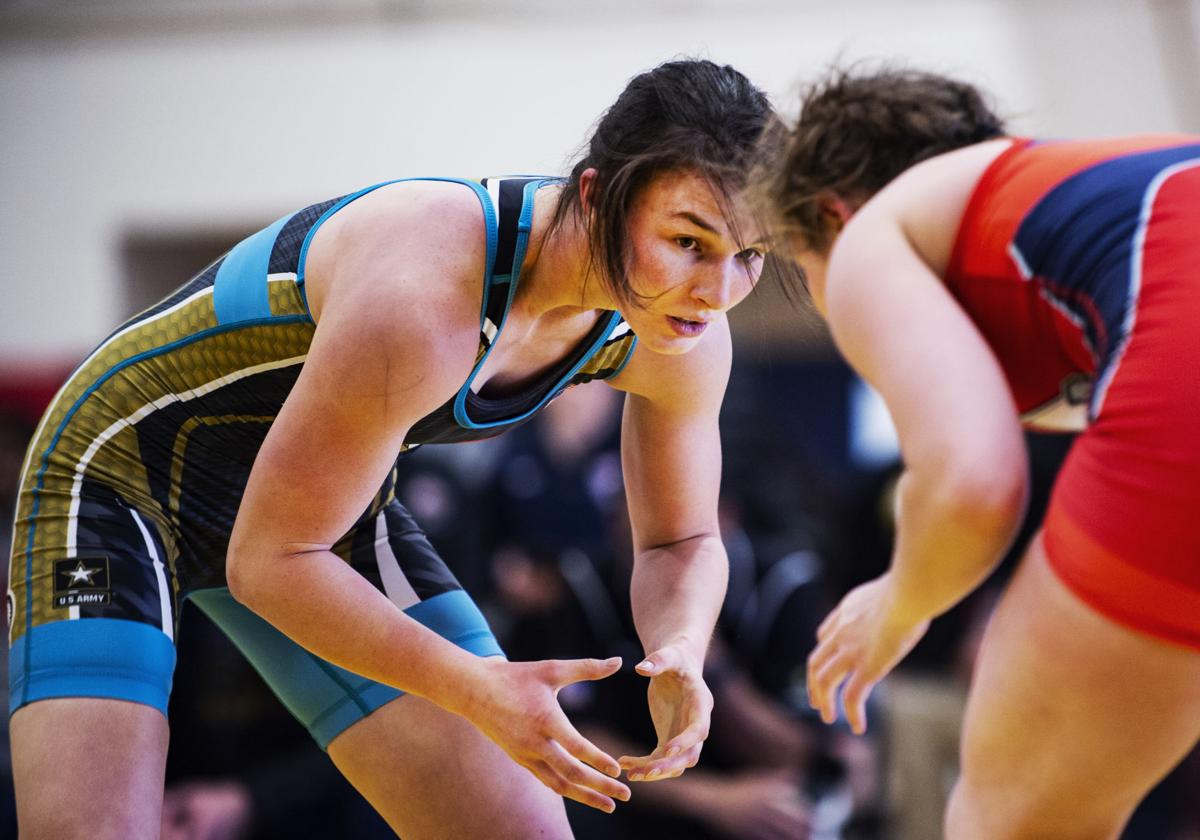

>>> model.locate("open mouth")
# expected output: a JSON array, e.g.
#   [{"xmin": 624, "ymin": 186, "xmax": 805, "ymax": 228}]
[{"xmin": 666, "ymin": 316, "xmax": 708, "ymax": 337}]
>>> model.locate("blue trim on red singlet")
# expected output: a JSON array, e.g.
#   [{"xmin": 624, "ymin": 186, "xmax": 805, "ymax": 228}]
[{"xmin": 1011, "ymin": 142, "xmax": 1200, "ymax": 361}]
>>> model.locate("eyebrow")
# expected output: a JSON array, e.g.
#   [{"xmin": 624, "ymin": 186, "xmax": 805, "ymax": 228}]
[{"xmin": 671, "ymin": 211, "xmax": 720, "ymax": 235}]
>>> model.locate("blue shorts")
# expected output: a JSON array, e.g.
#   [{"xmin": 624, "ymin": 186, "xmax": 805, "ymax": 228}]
[{"xmin": 9, "ymin": 497, "xmax": 503, "ymax": 750}]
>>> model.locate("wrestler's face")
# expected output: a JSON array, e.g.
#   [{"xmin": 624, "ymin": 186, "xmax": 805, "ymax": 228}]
[{"xmin": 615, "ymin": 170, "xmax": 767, "ymax": 355}]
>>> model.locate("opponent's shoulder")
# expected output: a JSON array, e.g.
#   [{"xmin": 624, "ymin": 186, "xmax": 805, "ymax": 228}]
[
  {"xmin": 859, "ymin": 138, "xmax": 1015, "ymax": 275},
  {"xmin": 607, "ymin": 316, "xmax": 731, "ymax": 414}
]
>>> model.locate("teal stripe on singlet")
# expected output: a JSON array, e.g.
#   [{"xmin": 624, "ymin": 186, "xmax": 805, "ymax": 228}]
[
  {"xmin": 212, "ymin": 213, "xmax": 293, "ymax": 324},
  {"xmin": 294, "ymin": 178, "xmax": 499, "ymax": 318},
  {"xmin": 451, "ymin": 178, "xmax": 631, "ymax": 430}
]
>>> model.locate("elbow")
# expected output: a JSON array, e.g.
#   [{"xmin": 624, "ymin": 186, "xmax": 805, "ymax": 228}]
[
  {"xmin": 225, "ymin": 532, "xmax": 264, "ymax": 609},
  {"xmin": 936, "ymin": 453, "xmax": 1028, "ymax": 540}
]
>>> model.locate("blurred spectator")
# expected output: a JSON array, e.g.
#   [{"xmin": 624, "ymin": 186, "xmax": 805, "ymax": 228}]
[
  {"xmin": 486, "ymin": 386, "xmax": 884, "ymax": 839},
  {"xmin": 0, "ymin": 410, "xmax": 35, "ymax": 837}
]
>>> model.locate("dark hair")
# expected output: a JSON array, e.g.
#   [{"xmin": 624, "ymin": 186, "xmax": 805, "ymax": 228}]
[
  {"xmin": 751, "ymin": 66, "xmax": 1007, "ymax": 253},
  {"xmin": 552, "ymin": 59, "xmax": 776, "ymax": 305}
]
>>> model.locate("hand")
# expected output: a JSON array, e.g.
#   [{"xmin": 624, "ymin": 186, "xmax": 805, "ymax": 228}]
[
  {"xmin": 454, "ymin": 656, "xmax": 632, "ymax": 813},
  {"xmin": 703, "ymin": 770, "xmax": 813, "ymax": 840},
  {"xmin": 160, "ymin": 780, "xmax": 252, "ymax": 840},
  {"xmin": 807, "ymin": 573, "xmax": 929, "ymax": 734},
  {"xmin": 619, "ymin": 642, "xmax": 713, "ymax": 782}
]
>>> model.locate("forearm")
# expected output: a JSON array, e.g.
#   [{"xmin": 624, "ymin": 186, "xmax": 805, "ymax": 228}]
[
  {"xmin": 629, "ymin": 534, "xmax": 728, "ymax": 662},
  {"xmin": 887, "ymin": 463, "xmax": 1026, "ymax": 622},
  {"xmin": 228, "ymin": 549, "xmax": 481, "ymax": 714}
]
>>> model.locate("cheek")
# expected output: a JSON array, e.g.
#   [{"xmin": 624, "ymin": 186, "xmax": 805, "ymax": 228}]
[
  {"xmin": 628, "ymin": 241, "xmax": 688, "ymax": 296},
  {"xmin": 732, "ymin": 268, "xmax": 760, "ymax": 304}
]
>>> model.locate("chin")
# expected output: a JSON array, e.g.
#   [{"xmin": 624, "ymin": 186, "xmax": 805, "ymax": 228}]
[{"xmin": 640, "ymin": 332, "xmax": 700, "ymax": 356}]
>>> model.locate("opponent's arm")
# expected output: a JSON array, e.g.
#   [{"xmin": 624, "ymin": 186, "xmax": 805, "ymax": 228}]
[
  {"xmin": 227, "ymin": 186, "xmax": 629, "ymax": 811},
  {"xmin": 606, "ymin": 318, "xmax": 733, "ymax": 781},
  {"xmin": 807, "ymin": 185, "xmax": 1028, "ymax": 734}
]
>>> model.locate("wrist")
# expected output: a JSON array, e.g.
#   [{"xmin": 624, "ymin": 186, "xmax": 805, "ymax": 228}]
[
  {"xmin": 647, "ymin": 634, "xmax": 707, "ymax": 668},
  {"xmin": 418, "ymin": 647, "xmax": 498, "ymax": 720},
  {"xmin": 881, "ymin": 570, "xmax": 939, "ymax": 626}
]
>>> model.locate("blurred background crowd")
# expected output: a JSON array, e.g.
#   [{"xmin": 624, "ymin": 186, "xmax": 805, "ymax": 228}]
[{"xmin": 3, "ymin": 1, "xmax": 1200, "ymax": 837}]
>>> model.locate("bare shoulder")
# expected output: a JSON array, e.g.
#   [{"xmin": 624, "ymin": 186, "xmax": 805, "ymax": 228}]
[
  {"xmin": 868, "ymin": 138, "xmax": 1016, "ymax": 274},
  {"xmin": 607, "ymin": 316, "xmax": 732, "ymax": 415},
  {"xmin": 301, "ymin": 180, "xmax": 490, "ymax": 417},
  {"xmin": 305, "ymin": 179, "xmax": 489, "ymax": 325}
]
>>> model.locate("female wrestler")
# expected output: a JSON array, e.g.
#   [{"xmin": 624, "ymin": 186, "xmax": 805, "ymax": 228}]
[
  {"xmin": 751, "ymin": 68, "xmax": 1200, "ymax": 839},
  {"xmin": 8, "ymin": 59, "xmax": 778, "ymax": 839}
]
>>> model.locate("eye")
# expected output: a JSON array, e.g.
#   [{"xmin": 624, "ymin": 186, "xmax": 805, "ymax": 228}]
[
  {"xmin": 675, "ymin": 236, "xmax": 701, "ymax": 252},
  {"xmin": 737, "ymin": 247, "xmax": 765, "ymax": 264}
]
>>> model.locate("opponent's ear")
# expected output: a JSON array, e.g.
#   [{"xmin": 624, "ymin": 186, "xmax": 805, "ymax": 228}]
[
  {"xmin": 578, "ymin": 167, "xmax": 599, "ymax": 215},
  {"xmin": 820, "ymin": 193, "xmax": 856, "ymax": 227}
]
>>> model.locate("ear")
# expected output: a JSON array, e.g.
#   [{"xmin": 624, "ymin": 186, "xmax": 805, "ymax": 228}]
[
  {"xmin": 820, "ymin": 193, "xmax": 855, "ymax": 225},
  {"xmin": 578, "ymin": 167, "xmax": 599, "ymax": 214}
]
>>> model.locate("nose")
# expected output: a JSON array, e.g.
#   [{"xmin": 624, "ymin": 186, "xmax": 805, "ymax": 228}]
[{"xmin": 692, "ymin": 258, "xmax": 751, "ymax": 312}]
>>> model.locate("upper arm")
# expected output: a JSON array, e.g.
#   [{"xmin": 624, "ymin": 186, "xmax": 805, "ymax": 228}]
[
  {"xmin": 825, "ymin": 189, "xmax": 1025, "ymax": 493},
  {"xmin": 607, "ymin": 318, "xmax": 731, "ymax": 550},
  {"xmin": 228, "ymin": 188, "xmax": 483, "ymax": 575}
]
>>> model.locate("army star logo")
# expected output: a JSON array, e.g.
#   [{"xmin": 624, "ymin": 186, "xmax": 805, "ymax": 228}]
[
  {"xmin": 53, "ymin": 556, "xmax": 112, "ymax": 608},
  {"xmin": 65, "ymin": 560, "xmax": 101, "ymax": 586}
]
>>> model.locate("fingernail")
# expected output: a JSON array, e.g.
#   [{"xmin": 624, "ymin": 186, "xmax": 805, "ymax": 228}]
[
  {"xmin": 606, "ymin": 657, "xmax": 620, "ymax": 666},
  {"xmin": 647, "ymin": 768, "xmax": 660, "ymax": 779},
  {"xmin": 667, "ymin": 746, "xmax": 680, "ymax": 757},
  {"xmin": 636, "ymin": 659, "xmax": 655, "ymax": 672}
]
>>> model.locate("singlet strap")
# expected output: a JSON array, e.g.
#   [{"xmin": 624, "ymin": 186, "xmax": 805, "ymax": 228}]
[{"xmin": 291, "ymin": 177, "xmax": 499, "ymax": 318}]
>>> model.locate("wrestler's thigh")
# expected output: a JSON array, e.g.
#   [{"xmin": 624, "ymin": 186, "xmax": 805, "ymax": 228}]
[
  {"xmin": 946, "ymin": 536, "xmax": 1200, "ymax": 840},
  {"xmin": 11, "ymin": 697, "xmax": 170, "ymax": 840},
  {"xmin": 327, "ymin": 692, "xmax": 573, "ymax": 840}
]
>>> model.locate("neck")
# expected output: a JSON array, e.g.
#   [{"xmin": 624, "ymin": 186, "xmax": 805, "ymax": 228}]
[{"xmin": 515, "ymin": 185, "xmax": 616, "ymax": 321}]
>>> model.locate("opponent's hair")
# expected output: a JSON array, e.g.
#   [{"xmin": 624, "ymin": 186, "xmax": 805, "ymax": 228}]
[
  {"xmin": 750, "ymin": 66, "xmax": 1007, "ymax": 254},
  {"xmin": 552, "ymin": 59, "xmax": 779, "ymax": 306}
]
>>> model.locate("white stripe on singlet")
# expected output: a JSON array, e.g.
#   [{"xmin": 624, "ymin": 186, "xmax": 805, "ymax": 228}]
[
  {"xmin": 374, "ymin": 512, "xmax": 420, "ymax": 610},
  {"xmin": 65, "ymin": 354, "xmax": 308, "ymax": 566},
  {"xmin": 128, "ymin": 507, "xmax": 174, "ymax": 639}
]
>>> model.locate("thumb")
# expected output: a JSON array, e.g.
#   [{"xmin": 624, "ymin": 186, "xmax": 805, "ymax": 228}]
[
  {"xmin": 556, "ymin": 656, "xmax": 622, "ymax": 686},
  {"xmin": 635, "ymin": 647, "xmax": 680, "ymax": 676}
]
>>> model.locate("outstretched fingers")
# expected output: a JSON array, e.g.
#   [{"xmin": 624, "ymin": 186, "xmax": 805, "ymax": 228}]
[
  {"xmin": 807, "ymin": 641, "xmax": 854, "ymax": 726},
  {"xmin": 550, "ymin": 656, "xmax": 622, "ymax": 688},
  {"xmin": 546, "ymin": 738, "xmax": 630, "ymax": 805},
  {"xmin": 618, "ymin": 717, "xmax": 709, "ymax": 781},
  {"xmin": 841, "ymin": 672, "xmax": 877, "ymax": 735},
  {"xmin": 551, "ymin": 719, "xmax": 623, "ymax": 781},
  {"xmin": 526, "ymin": 757, "xmax": 618, "ymax": 814}
]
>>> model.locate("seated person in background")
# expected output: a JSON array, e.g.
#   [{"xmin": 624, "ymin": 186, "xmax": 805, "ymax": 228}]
[{"xmin": 488, "ymin": 388, "xmax": 885, "ymax": 839}]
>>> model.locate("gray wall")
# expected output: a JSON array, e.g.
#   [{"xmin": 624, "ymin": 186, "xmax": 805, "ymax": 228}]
[{"xmin": 2, "ymin": 0, "xmax": 1197, "ymax": 359}]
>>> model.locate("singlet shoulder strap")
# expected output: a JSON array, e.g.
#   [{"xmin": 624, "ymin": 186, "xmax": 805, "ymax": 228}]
[
  {"xmin": 288, "ymin": 177, "xmax": 500, "ymax": 319},
  {"xmin": 475, "ymin": 177, "xmax": 555, "ymax": 350},
  {"xmin": 451, "ymin": 177, "xmax": 556, "ymax": 426}
]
